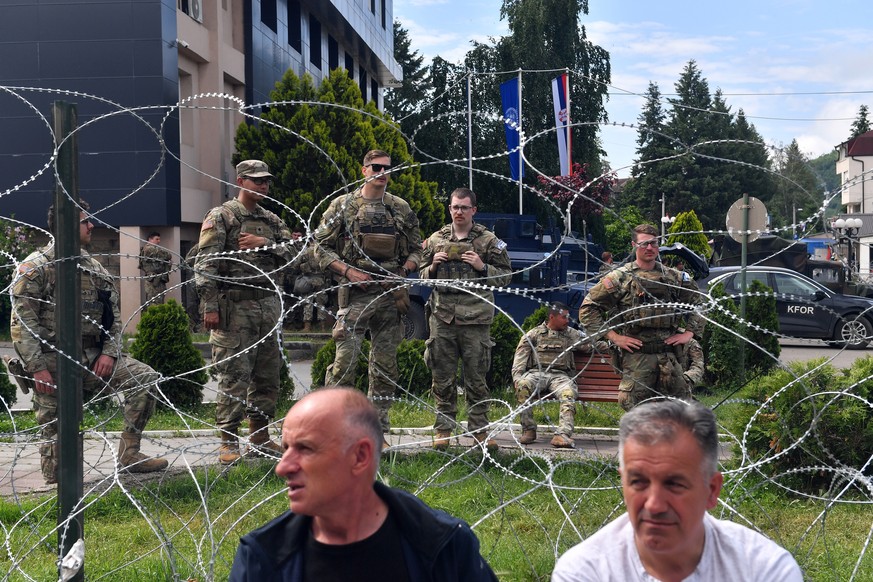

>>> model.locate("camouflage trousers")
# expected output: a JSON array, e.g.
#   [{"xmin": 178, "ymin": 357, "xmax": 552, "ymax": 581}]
[
  {"xmin": 144, "ymin": 278, "xmax": 167, "ymax": 304},
  {"xmin": 33, "ymin": 348, "xmax": 160, "ymax": 483},
  {"xmin": 514, "ymin": 371, "xmax": 577, "ymax": 436},
  {"xmin": 424, "ymin": 318, "xmax": 493, "ymax": 433},
  {"xmin": 211, "ymin": 295, "xmax": 281, "ymax": 432},
  {"xmin": 302, "ymin": 289, "xmax": 328, "ymax": 323},
  {"xmin": 327, "ymin": 288, "xmax": 400, "ymax": 432},
  {"xmin": 617, "ymin": 350, "xmax": 692, "ymax": 411}
]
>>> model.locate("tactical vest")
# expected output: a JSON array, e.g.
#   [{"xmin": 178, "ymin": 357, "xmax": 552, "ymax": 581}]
[
  {"xmin": 529, "ymin": 327, "xmax": 575, "ymax": 372},
  {"xmin": 80, "ymin": 262, "xmax": 107, "ymax": 339},
  {"xmin": 218, "ymin": 202, "xmax": 281, "ymax": 285},
  {"xmin": 432, "ymin": 225, "xmax": 491, "ymax": 289},
  {"xmin": 628, "ymin": 269, "xmax": 680, "ymax": 330}
]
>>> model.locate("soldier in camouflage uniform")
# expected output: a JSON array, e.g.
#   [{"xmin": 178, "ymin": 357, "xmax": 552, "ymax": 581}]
[
  {"xmin": 579, "ymin": 224, "xmax": 705, "ymax": 411},
  {"xmin": 11, "ymin": 202, "xmax": 168, "ymax": 484},
  {"xmin": 138, "ymin": 231, "xmax": 172, "ymax": 305},
  {"xmin": 679, "ymin": 337, "xmax": 705, "ymax": 391},
  {"xmin": 314, "ymin": 150, "xmax": 422, "ymax": 442},
  {"xmin": 195, "ymin": 160, "xmax": 294, "ymax": 464},
  {"xmin": 419, "ymin": 188, "xmax": 511, "ymax": 450},
  {"xmin": 511, "ymin": 303, "xmax": 597, "ymax": 448}
]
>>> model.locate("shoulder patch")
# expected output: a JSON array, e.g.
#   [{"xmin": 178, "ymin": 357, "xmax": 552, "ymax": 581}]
[
  {"xmin": 201, "ymin": 219, "xmax": 215, "ymax": 231},
  {"xmin": 602, "ymin": 276, "xmax": 615, "ymax": 290},
  {"xmin": 681, "ymin": 271, "xmax": 692, "ymax": 282},
  {"xmin": 495, "ymin": 239, "xmax": 507, "ymax": 250},
  {"xmin": 18, "ymin": 262, "xmax": 38, "ymax": 279}
]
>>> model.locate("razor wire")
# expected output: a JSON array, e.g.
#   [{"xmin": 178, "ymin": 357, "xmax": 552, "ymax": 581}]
[{"xmin": 0, "ymin": 84, "xmax": 871, "ymax": 581}]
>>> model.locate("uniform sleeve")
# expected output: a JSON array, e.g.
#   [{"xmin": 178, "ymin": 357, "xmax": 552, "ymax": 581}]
[
  {"xmin": 578, "ymin": 272, "xmax": 623, "ymax": 339},
  {"xmin": 267, "ymin": 213, "xmax": 295, "ymax": 263},
  {"xmin": 10, "ymin": 263, "xmax": 49, "ymax": 373},
  {"xmin": 194, "ymin": 208, "xmax": 227, "ymax": 312},
  {"xmin": 397, "ymin": 203, "xmax": 423, "ymax": 270},
  {"xmin": 313, "ymin": 197, "xmax": 345, "ymax": 271},
  {"xmin": 419, "ymin": 233, "xmax": 437, "ymax": 279},
  {"xmin": 481, "ymin": 236, "xmax": 511, "ymax": 288},
  {"xmin": 683, "ymin": 339, "xmax": 705, "ymax": 387},
  {"xmin": 511, "ymin": 330, "xmax": 534, "ymax": 381}
]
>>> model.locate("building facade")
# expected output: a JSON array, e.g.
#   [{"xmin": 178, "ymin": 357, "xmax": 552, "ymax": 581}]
[
  {"xmin": 836, "ymin": 130, "xmax": 873, "ymax": 277},
  {"xmin": 0, "ymin": 0, "xmax": 400, "ymax": 326}
]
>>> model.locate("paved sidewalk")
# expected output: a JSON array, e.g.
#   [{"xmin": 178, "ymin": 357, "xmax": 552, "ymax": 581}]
[{"xmin": 0, "ymin": 425, "xmax": 626, "ymax": 498}]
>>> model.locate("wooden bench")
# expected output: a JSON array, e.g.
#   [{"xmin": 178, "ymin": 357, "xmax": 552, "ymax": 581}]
[{"xmin": 574, "ymin": 352, "xmax": 622, "ymax": 403}]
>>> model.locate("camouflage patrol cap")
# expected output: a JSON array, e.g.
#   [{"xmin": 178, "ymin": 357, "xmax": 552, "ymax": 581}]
[{"xmin": 236, "ymin": 160, "xmax": 273, "ymax": 178}]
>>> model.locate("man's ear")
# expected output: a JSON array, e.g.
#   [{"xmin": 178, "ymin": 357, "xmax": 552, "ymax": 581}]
[
  {"xmin": 707, "ymin": 471, "xmax": 723, "ymax": 510},
  {"xmin": 350, "ymin": 438, "xmax": 375, "ymax": 475}
]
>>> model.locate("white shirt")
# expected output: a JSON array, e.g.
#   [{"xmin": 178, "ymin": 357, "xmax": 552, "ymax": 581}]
[{"xmin": 552, "ymin": 512, "xmax": 803, "ymax": 582}]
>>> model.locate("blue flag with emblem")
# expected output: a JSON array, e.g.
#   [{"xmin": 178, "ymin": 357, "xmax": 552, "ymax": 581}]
[{"xmin": 500, "ymin": 78, "xmax": 524, "ymax": 180}]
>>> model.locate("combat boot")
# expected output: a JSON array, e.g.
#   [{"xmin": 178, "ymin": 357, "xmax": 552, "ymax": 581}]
[
  {"xmin": 433, "ymin": 430, "xmax": 452, "ymax": 450},
  {"xmin": 245, "ymin": 417, "xmax": 283, "ymax": 459},
  {"xmin": 550, "ymin": 434, "xmax": 576, "ymax": 449},
  {"xmin": 518, "ymin": 429, "xmax": 537, "ymax": 445},
  {"xmin": 219, "ymin": 430, "xmax": 241, "ymax": 465},
  {"xmin": 118, "ymin": 432, "xmax": 169, "ymax": 473},
  {"xmin": 473, "ymin": 431, "xmax": 498, "ymax": 452}
]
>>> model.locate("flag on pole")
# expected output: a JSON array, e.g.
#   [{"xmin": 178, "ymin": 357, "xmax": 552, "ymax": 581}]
[
  {"xmin": 500, "ymin": 78, "xmax": 524, "ymax": 180},
  {"xmin": 552, "ymin": 73, "xmax": 571, "ymax": 175}
]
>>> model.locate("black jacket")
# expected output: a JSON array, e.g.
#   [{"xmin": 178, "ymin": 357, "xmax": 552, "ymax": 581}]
[{"xmin": 229, "ymin": 481, "xmax": 498, "ymax": 581}]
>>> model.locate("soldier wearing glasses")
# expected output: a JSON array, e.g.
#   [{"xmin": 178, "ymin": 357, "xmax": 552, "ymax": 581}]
[
  {"xmin": 195, "ymin": 160, "xmax": 294, "ymax": 464},
  {"xmin": 578, "ymin": 224, "xmax": 704, "ymax": 411},
  {"xmin": 314, "ymin": 150, "xmax": 422, "ymax": 444},
  {"xmin": 419, "ymin": 188, "xmax": 511, "ymax": 450}
]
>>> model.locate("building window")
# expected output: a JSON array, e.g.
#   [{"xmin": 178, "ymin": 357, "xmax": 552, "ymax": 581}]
[
  {"xmin": 328, "ymin": 36, "xmax": 339, "ymax": 71},
  {"xmin": 359, "ymin": 66, "xmax": 367, "ymax": 100},
  {"xmin": 371, "ymin": 79, "xmax": 378, "ymax": 104},
  {"xmin": 345, "ymin": 53, "xmax": 354, "ymax": 74},
  {"xmin": 261, "ymin": 0, "xmax": 277, "ymax": 33},
  {"xmin": 370, "ymin": 0, "xmax": 376, "ymax": 14},
  {"xmin": 178, "ymin": 0, "xmax": 203, "ymax": 23},
  {"xmin": 309, "ymin": 15, "xmax": 322, "ymax": 68},
  {"xmin": 381, "ymin": 0, "xmax": 386, "ymax": 29},
  {"xmin": 288, "ymin": 0, "xmax": 301, "ymax": 53}
]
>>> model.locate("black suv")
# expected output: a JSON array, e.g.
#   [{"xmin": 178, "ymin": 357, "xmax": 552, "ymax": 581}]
[{"xmin": 703, "ymin": 266, "xmax": 873, "ymax": 349}]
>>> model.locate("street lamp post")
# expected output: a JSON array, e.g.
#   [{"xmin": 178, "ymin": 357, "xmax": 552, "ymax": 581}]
[
  {"xmin": 661, "ymin": 214, "xmax": 676, "ymax": 240},
  {"xmin": 833, "ymin": 217, "xmax": 863, "ymax": 283}
]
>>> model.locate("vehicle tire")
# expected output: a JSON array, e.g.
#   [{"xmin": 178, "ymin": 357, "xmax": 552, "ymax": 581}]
[
  {"xmin": 402, "ymin": 301, "xmax": 428, "ymax": 340},
  {"xmin": 833, "ymin": 314, "xmax": 872, "ymax": 349}
]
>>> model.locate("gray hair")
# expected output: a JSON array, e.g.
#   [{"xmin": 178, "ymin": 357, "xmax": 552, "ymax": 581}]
[
  {"xmin": 325, "ymin": 387, "xmax": 383, "ymax": 475},
  {"xmin": 618, "ymin": 400, "xmax": 719, "ymax": 477}
]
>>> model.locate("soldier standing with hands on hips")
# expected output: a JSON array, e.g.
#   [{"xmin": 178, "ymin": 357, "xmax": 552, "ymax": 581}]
[
  {"xmin": 195, "ymin": 160, "xmax": 294, "ymax": 464},
  {"xmin": 138, "ymin": 231, "xmax": 172, "ymax": 305},
  {"xmin": 419, "ymin": 188, "xmax": 511, "ymax": 450},
  {"xmin": 314, "ymin": 150, "xmax": 422, "ymax": 447},
  {"xmin": 578, "ymin": 224, "xmax": 704, "ymax": 410}
]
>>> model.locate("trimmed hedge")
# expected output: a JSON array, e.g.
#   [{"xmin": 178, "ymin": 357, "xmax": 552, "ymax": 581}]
[{"xmin": 130, "ymin": 300, "xmax": 208, "ymax": 410}]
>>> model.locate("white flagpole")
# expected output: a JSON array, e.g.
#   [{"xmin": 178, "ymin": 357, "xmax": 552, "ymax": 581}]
[
  {"xmin": 565, "ymin": 69, "xmax": 572, "ymax": 174},
  {"xmin": 467, "ymin": 70, "xmax": 473, "ymax": 190},
  {"xmin": 518, "ymin": 68, "xmax": 523, "ymax": 215}
]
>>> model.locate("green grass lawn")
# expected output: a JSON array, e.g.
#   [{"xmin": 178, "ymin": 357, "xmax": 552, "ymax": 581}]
[{"xmin": 1, "ymin": 451, "xmax": 870, "ymax": 581}]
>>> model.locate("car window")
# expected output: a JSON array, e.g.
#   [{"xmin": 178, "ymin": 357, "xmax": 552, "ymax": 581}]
[
  {"xmin": 720, "ymin": 271, "xmax": 769, "ymax": 293},
  {"xmin": 773, "ymin": 273, "xmax": 819, "ymax": 296}
]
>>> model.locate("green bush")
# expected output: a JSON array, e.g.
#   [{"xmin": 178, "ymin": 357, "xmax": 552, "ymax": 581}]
[
  {"xmin": 309, "ymin": 339, "xmax": 430, "ymax": 396},
  {"xmin": 745, "ymin": 279, "xmax": 781, "ymax": 374},
  {"xmin": 129, "ymin": 300, "xmax": 208, "ymax": 410},
  {"xmin": 0, "ymin": 358, "xmax": 16, "ymax": 409},
  {"xmin": 703, "ymin": 283, "xmax": 743, "ymax": 389},
  {"xmin": 731, "ymin": 356, "xmax": 873, "ymax": 494},
  {"xmin": 487, "ymin": 313, "xmax": 523, "ymax": 391},
  {"xmin": 522, "ymin": 304, "xmax": 549, "ymax": 331},
  {"xmin": 277, "ymin": 350, "xmax": 296, "ymax": 409},
  {"xmin": 311, "ymin": 339, "xmax": 370, "ymax": 392}
]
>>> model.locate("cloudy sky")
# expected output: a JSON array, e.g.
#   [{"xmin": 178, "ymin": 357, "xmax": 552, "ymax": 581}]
[{"xmin": 394, "ymin": 0, "xmax": 873, "ymax": 177}]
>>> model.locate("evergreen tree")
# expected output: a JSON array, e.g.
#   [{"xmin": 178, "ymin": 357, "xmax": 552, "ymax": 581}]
[
  {"xmin": 384, "ymin": 21, "xmax": 429, "ymax": 143},
  {"xmin": 850, "ymin": 104, "xmax": 870, "ymax": 139},
  {"xmin": 234, "ymin": 68, "xmax": 443, "ymax": 235},
  {"xmin": 667, "ymin": 210, "xmax": 711, "ymax": 259},
  {"xmin": 767, "ymin": 140, "xmax": 821, "ymax": 235}
]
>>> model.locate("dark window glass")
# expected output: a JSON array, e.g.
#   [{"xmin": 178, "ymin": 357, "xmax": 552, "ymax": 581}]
[
  {"xmin": 288, "ymin": 0, "xmax": 301, "ymax": 53},
  {"xmin": 309, "ymin": 15, "xmax": 322, "ymax": 68},
  {"xmin": 261, "ymin": 0, "xmax": 277, "ymax": 33},
  {"xmin": 359, "ymin": 66, "xmax": 367, "ymax": 100},
  {"xmin": 345, "ymin": 53, "xmax": 354, "ymax": 73},
  {"xmin": 371, "ymin": 79, "xmax": 378, "ymax": 103},
  {"xmin": 381, "ymin": 0, "xmax": 386, "ymax": 28},
  {"xmin": 328, "ymin": 36, "xmax": 339, "ymax": 70}
]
